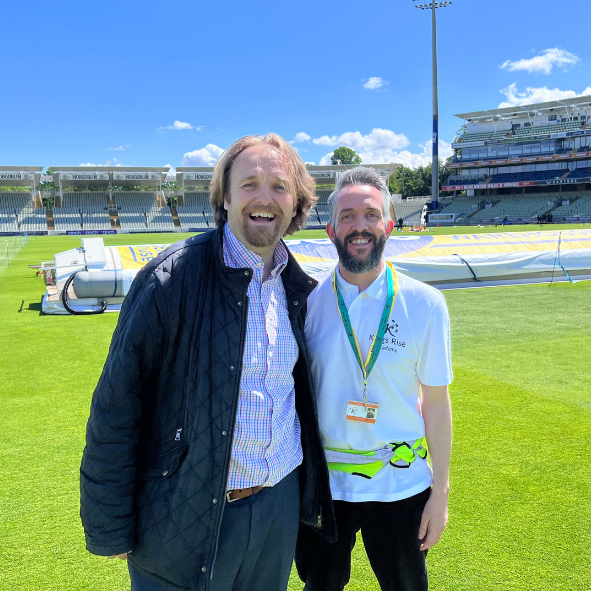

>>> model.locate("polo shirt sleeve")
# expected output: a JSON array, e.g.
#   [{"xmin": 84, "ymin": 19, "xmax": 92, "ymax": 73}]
[{"xmin": 416, "ymin": 294, "xmax": 453, "ymax": 387}]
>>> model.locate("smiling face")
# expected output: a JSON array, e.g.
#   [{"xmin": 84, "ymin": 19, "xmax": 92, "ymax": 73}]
[
  {"xmin": 326, "ymin": 184, "xmax": 394, "ymax": 274},
  {"xmin": 224, "ymin": 145, "xmax": 297, "ymax": 253}
]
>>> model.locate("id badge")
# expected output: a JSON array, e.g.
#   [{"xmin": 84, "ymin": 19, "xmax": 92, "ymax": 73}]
[{"xmin": 346, "ymin": 401, "xmax": 379, "ymax": 424}]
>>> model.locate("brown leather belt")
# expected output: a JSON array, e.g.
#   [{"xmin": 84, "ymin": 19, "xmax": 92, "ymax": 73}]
[{"xmin": 226, "ymin": 486, "xmax": 265, "ymax": 503}]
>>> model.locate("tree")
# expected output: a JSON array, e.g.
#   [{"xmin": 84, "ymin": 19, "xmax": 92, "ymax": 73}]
[
  {"xmin": 389, "ymin": 159, "xmax": 453, "ymax": 197},
  {"xmin": 331, "ymin": 146, "xmax": 362, "ymax": 166}
]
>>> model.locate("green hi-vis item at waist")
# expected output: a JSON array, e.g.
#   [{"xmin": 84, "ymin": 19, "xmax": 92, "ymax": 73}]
[
  {"xmin": 324, "ymin": 438, "xmax": 428, "ymax": 479},
  {"xmin": 331, "ymin": 262, "xmax": 398, "ymax": 405}
]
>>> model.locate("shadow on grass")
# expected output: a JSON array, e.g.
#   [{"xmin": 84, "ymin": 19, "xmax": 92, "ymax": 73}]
[{"xmin": 26, "ymin": 300, "xmax": 44, "ymax": 314}]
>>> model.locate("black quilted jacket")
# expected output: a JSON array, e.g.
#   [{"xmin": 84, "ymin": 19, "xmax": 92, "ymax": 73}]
[{"xmin": 80, "ymin": 225, "xmax": 337, "ymax": 591}]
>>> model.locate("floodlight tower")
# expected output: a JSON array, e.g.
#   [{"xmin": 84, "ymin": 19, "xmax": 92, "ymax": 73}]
[{"xmin": 411, "ymin": 0, "xmax": 452, "ymax": 210}]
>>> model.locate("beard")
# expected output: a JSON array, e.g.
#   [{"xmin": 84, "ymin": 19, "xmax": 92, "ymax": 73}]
[
  {"xmin": 334, "ymin": 230, "xmax": 387, "ymax": 274},
  {"xmin": 238, "ymin": 206, "xmax": 286, "ymax": 249}
]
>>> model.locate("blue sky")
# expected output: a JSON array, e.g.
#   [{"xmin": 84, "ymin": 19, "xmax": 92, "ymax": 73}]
[{"xmin": 3, "ymin": 0, "xmax": 590, "ymax": 172}]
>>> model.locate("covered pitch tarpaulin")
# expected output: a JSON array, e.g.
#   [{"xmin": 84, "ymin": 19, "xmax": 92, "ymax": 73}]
[{"xmin": 41, "ymin": 230, "xmax": 591, "ymax": 314}]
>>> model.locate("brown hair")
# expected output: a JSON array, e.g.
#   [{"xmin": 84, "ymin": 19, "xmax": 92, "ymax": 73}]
[{"xmin": 210, "ymin": 133, "xmax": 317, "ymax": 235}]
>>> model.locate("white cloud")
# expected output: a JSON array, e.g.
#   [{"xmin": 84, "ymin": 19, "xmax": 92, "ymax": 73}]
[
  {"xmin": 164, "ymin": 163, "xmax": 176, "ymax": 177},
  {"xmin": 363, "ymin": 77, "xmax": 388, "ymax": 90},
  {"xmin": 182, "ymin": 144, "xmax": 225, "ymax": 166},
  {"xmin": 108, "ymin": 145, "xmax": 130, "ymax": 151},
  {"xmin": 312, "ymin": 128, "xmax": 409, "ymax": 152},
  {"xmin": 291, "ymin": 132, "xmax": 311, "ymax": 144},
  {"xmin": 318, "ymin": 139, "xmax": 453, "ymax": 168},
  {"xmin": 157, "ymin": 120, "xmax": 202, "ymax": 131},
  {"xmin": 500, "ymin": 48, "xmax": 580, "ymax": 75},
  {"xmin": 499, "ymin": 83, "xmax": 591, "ymax": 107}
]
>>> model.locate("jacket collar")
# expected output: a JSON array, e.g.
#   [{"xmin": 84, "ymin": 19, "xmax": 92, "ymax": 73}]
[{"xmin": 212, "ymin": 223, "xmax": 318, "ymax": 301}]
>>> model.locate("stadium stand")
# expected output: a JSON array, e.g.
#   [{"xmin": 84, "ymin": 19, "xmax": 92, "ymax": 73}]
[
  {"xmin": 439, "ymin": 197, "xmax": 482, "ymax": 219},
  {"xmin": 62, "ymin": 192, "xmax": 108, "ymax": 208},
  {"xmin": 53, "ymin": 207, "xmax": 82, "ymax": 231},
  {"xmin": 568, "ymin": 167, "xmax": 591, "ymax": 179},
  {"xmin": 177, "ymin": 192, "xmax": 214, "ymax": 229},
  {"xmin": 512, "ymin": 120, "xmax": 582, "ymax": 139},
  {"xmin": 551, "ymin": 194, "xmax": 591, "ymax": 218},
  {"xmin": 113, "ymin": 191, "xmax": 158, "ymax": 210},
  {"xmin": 469, "ymin": 195, "xmax": 554, "ymax": 223},
  {"xmin": 82, "ymin": 208, "xmax": 112, "ymax": 230},
  {"xmin": 0, "ymin": 209, "xmax": 18, "ymax": 232},
  {"xmin": 118, "ymin": 207, "xmax": 147, "ymax": 230},
  {"xmin": 394, "ymin": 200, "xmax": 427, "ymax": 226},
  {"xmin": 19, "ymin": 208, "xmax": 48, "ymax": 232},
  {"xmin": 490, "ymin": 170, "xmax": 568, "ymax": 184},
  {"xmin": 146, "ymin": 207, "xmax": 175, "ymax": 230}
]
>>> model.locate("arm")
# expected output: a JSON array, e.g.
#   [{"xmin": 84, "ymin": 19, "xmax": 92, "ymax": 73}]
[
  {"xmin": 417, "ymin": 382, "xmax": 452, "ymax": 551},
  {"xmin": 80, "ymin": 269, "xmax": 166, "ymax": 557}
]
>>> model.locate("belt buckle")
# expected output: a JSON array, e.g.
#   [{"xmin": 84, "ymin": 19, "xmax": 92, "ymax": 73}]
[{"xmin": 226, "ymin": 491, "xmax": 238, "ymax": 503}]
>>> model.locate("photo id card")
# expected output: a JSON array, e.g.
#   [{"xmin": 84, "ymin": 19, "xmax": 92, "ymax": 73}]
[{"xmin": 346, "ymin": 401, "xmax": 379, "ymax": 424}]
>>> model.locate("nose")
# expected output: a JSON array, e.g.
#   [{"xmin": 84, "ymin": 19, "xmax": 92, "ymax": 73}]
[
  {"xmin": 254, "ymin": 182, "xmax": 274, "ymax": 204},
  {"xmin": 351, "ymin": 213, "xmax": 370, "ymax": 232}
]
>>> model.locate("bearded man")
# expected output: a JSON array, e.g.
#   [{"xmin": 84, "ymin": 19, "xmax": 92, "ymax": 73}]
[
  {"xmin": 296, "ymin": 166, "xmax": 453, "ymax": 591},
  {"xmin": 80, "ymin": 134, "xmax": 336, "ymax": 591}
]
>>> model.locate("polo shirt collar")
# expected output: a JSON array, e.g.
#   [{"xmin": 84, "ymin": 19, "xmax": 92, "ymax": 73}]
[{"xmin": 335, "ymin": 261, "xmax": 387, "ymax": 301}]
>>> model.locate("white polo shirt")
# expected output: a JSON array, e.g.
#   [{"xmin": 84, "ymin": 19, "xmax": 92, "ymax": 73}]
[{"xmin": 305, "ymin": 263, "xmax": 453, "ymax": 502}]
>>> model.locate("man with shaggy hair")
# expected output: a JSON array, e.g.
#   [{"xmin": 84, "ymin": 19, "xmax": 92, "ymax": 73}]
[
  {"xmin": 80, "ymin": 134, "xmax": 336, "ymax": 591},
  {"xmin": 296, "ymin": 166, "xmax": 453, "ymax": 591}
]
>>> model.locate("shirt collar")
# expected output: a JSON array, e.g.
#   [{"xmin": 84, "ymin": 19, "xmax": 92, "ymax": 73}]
[
  {"xmin": 335, "ymin": 262, "xmax": 387, "ymax": 301},
  {"xmin": 223, "ymin": 223, "xmax": 288, "ymax": 277}
]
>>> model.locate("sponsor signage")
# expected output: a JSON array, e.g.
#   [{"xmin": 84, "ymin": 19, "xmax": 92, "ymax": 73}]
[
  {"xmin": 309, "ymin": 171, "xmax": 335, "ymax": 179},
  {"xmin": 184, "ymin": 172, "xmax": 213, "ymax": 181},
  {"xmin": 429, "ymin": 213, "xmax": 456, "ymax": 222},
  {"xmin": 564, "ymin": 215, "xmax": 591, "ymax": 222},
  {"xmin": 452, "ymin": 140, "xmax": 486, "ymax": 148},
  {"xmin": 113, "ymin": 171, "xmax": 160, "ymax": 181},
  {"xmin": 61, "ymin": 171, "xmax": 109, "ymax": 181},
  {"xmin": 0, "ymin": 171, "xmax": 34, "ymax": 181},
  {"xmin": 546, "ymin": 177, "xmax": 590, "ymax": 185},
  {"xmin": 448, "ymin": 151, "xmax": 591, "ymax": 169},
  {"xmin": 442, "ymin": 181, "xmax": 535, "ymax": 191},
  {"xmin": 66, "ymin": 230, "xmax": 116, "ymax": 235}
]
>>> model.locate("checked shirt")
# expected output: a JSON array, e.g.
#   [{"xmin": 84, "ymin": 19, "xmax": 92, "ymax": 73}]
[{"xmin": 223, "ymin": 224, "xmax": 303, "ymax": 491}]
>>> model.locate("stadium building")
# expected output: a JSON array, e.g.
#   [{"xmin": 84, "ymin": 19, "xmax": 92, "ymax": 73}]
[
  {"xmin": 436, "ymin": 94, "xmax": 591, "ymax": 225},
  {"xmin": 0, "ymin": 163, "xmax": 398, "ymax": 236}
]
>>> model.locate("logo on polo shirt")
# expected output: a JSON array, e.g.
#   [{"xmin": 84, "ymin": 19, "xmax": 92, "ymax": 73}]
[{"xmin": 369, "ymin": 321, "xmax": 406, "ymax": 352}]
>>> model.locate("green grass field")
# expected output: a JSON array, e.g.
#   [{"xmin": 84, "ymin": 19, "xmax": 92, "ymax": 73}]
[{"xmin": 1, "ymin": 228, "xmax": 590, "ymax": 590}]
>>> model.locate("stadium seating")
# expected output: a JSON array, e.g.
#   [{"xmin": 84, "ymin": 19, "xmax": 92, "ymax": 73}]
[
  {"xmin": 439, "ymin": 198, "xmax": 482, "ymax": 218},
  {"xmin": 62, "ymin": 192, "xmax": 108, "ymax": 208},
  {"xmin": 0, "ymin": 209, "xmax": 18, "ymax": 232},
  {"xmin": 19, "ymin": 208, "xmax": 48, "ymax": 232},
  {"xmin": 81, "ymin": 208, "xmax": 112, "ymax": 230},
  {"xmin": 469, "ymin": 195, "xmax": 554, "ymax": 223},
  {"xmin": 113, "ymin": 192, "xmax": 158, "ymax": 211},
  {"xmin": 146, "ymin": 207, "xmax": 175, "ymax": 230},
  {"xmin": 512, "ymin": 121, "xmax": 582, "ymax": 139},
  {"xmin": 567, "ymin": 167, "xmax": 591, "ymax": 179},
  {"xmin": 177, "ymin": 192, "xmax": 214, "ymax": 229},
  {"xmin": 490, "ymin": 170, "xmax": 566, "ymax": 184},
  {"xmin": 53, "ymin": 207, "xmax": 83, "ymax": 230},
  {"xmin": 551, "ymin": 194, "xmax": 591, "ymax": 218},
  {"xmin": 393, "ymin": 200, "xmax": 427, "ymax": 226},
  {"xmin": 457, "ymin": 131, "xmax": 493, "ymax": 142}
]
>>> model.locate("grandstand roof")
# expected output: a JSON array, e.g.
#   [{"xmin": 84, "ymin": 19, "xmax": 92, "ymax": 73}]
[
  {"xmin": 455, "ymin": 95, "xmax": 591, "ymax": 122},
  {"xmin": 177, "ymin": 163, "xmax": 399, "ymax": 185},
  {"xmin": 0, "ymin": 166, "xmax": 43, "ymax": 187},
  {"xmin": 50, "ymin": 166, "xmax": 170, "ymax": 187}
]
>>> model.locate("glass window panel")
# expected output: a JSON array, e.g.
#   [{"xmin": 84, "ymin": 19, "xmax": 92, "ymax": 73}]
[
  {"xmin": 525, "ymin": 164, "xmax": 536, "ymax": 172},
  {"xmin": 548, "ymin": 163, "xmax": 560, "ymax": 170},
  {"xmin": 498, "ymin": 144, "xmax": 509, "ymax": 156},
  {"xmin": 532, "ymin": 143, "xmax": 540, "ymax": 153},
  {"xmin": 479, "ymin": 147, "xmax": 488, "ymax": 157},
  {"xmin": 509, "ymin": 145, "xmax": 522, "ymax": 155},
  {"xmin": 523, "ymin": 144, "xmax": 533, "ymax": 154},
  {"xmin": 536, "ymin": 164, "xmax": 548, "ymax": 171},
  {"xmin": 488, "ymin": 145, "xmax": 497, "ymax": 157}
]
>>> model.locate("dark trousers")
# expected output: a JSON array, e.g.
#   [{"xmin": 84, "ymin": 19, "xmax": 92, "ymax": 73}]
[
  {"xmin": 129, "ymin": 468, "xmax": 300, "ymax": 591},
  {"xmin": 296, "ymin": 488, "xmax": 431, "ymax": 591}
]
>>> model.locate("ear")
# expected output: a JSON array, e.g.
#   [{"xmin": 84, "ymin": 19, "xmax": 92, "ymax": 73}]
[
  {"xmin": 385, "ymin": 218, "xmax": 395, "ymax": 239},
  {"xmin": 223, "ymin": 194, "xmax": 230, "ymax": 211},
  {"xmin": 326, "ymin": 222, "xmax": 336, "ymax": 244}
]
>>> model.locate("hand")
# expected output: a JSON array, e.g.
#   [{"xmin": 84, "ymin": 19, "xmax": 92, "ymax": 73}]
[
  {"xmin": 418, "ymin": 489, "xmax": 448, "ymax": 551},
  {"xmin": 108, "ymin": 553, "xmax": 129, "ymax": 560}
]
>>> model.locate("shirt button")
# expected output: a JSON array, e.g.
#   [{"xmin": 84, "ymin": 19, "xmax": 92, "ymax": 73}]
[
  {"xmin": 230, "ymin": 365, "xmax": 235, "ymax": 371},
  {"xmin": 212, "ymin": 498, "xmax": 218, "ymax": 504},
  {"xmin": 244, "ymin": 271, "xmax": 249, "ymax": 276},
  {"xmin": 201, "ymin": 566, "xmax": 207, "ymax": 573},
  {"xmin": 237, "ymin": 301, "xmax": 242, "ymax": 306},
  {"xmin": 162, "ymin": 471, "xmax": 168, "ymax": 476},
  {"xmin": 222, "ymin": 431, "xmax": 227, "ymax": 436}
]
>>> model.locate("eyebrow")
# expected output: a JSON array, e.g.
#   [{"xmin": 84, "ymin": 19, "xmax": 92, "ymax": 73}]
[{"xmin": 339, "ymin": 206, "xmax": 381, "ymax": 214}]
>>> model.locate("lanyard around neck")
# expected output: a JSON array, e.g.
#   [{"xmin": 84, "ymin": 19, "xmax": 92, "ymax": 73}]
[{"xmin": 331, "ymin": 262, "xmax": 398, "ymax": 403}]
